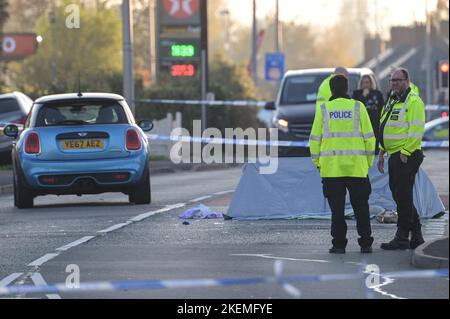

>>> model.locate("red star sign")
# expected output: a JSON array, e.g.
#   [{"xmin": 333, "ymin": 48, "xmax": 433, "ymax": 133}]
[{"xmin": 163, "ymin": 0, "xmax": 199, "ymax": 19}]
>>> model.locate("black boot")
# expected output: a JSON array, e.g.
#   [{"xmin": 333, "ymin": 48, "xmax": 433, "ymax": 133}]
[
  {"xmin": 410, "ymin": 225, "xmax": 425, "ymax": 249},
  {"xmin": 380, "ymin": 228, "xmax": 410, "ymax": 250}
]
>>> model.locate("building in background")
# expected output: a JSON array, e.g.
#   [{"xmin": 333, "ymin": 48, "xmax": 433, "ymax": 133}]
[{"xmin": 358, "ymin": 20, "xmax": 449, "ymax": 104}]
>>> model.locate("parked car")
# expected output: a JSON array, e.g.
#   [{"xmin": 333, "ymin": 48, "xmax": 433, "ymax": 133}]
[
  {"xmin": 0, "ymin": 92, "xmax": 33, "ymax": 162},
  {"xmin": 3, "ymin": 93, "xmax": 153, "ymax": 208},
  {"xmin": 262, "ymin": 68, "xmax": 377, "ymax": 156},
  {"xmin": 423, "ymin": 116, "xmax": 449, "ymax": 142}
]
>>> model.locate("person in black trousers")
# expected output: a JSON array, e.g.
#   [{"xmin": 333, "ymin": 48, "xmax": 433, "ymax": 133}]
[{"xmin": 352, "ymin": 75, "xmax": 384, "ymax": 154}]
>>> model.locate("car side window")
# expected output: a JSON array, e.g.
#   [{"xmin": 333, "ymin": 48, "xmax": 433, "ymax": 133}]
[{"xmin": 0, "ymin": 98, "xmax": 20, "ymax": 114}]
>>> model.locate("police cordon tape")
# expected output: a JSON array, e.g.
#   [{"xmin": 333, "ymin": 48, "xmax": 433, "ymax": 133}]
[
  {"xmin": 147, "ymin": 133, "xmax": 449, "ymax": 149},
  {"xmin": 0, "ymin": 266, "xmax": 447, "ymax": 297},
  {"xmin": 135, "ymin": 99, "xmax": 449, "ymax": 111},
  {"xmin": 135, "ymin": 99, "xmax": 268, "ymax": 107}
]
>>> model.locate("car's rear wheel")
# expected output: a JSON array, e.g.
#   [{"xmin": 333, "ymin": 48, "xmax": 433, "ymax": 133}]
[
  {"xmin": 128, "ymin": 168, "xmax": 151, "ymax": 205},
  {"xmin": 13, "ymin": 169, "xmax": 34, "ymax": 209}
]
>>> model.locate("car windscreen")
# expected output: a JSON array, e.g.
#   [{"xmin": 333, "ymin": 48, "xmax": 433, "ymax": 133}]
[
  {"xmin": 35, "ymin": 100, "xmax": 128, "ymax": 127},
  {"xmin": 0, "ymin": 98, "xmax": 21, "ymax": 114},
  {"xmin": 280, "ymin": 74, "xmax": 360, "ymax": 105}
]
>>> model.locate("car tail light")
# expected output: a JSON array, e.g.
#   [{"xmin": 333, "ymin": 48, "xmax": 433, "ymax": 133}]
[
  {"xmin": 112, "ymin": 173, "xmax": 129, "ymax": 181},
  {"xmin": 126, "ymin": 129, "xmax": 141, "ymax": 151},
  {"xmin": 12, "ymin": 116, "xmax": 28, "ymax": 125},
  {"xmin": 41, "ymin": 176, "xmax": 56, "ymax": 184},
  {"xmin": 25, "ymin": 132, "xmax": 40, "ymax": 154}
]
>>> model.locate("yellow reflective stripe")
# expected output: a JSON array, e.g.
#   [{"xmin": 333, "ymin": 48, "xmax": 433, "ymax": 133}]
[
  {"xmin": 311, "ymin": 154, "xmax": 320, "ymax": 159},
  {"xmin": 321, "ymin": 103, "xmax": 329, "ymax": 133},
  {"xmin": 323, "ymin": 132, "xmax": 363, "ymax": 138},
  {"xmin": 363, "ymin": 132, "xmax": 375, "ymax": 139},
  {"xmin": 383, "ymin": 133, "xmax": 424, "ymax": 139},
  {"xmin": 408, "ymin": 132, "xmax": 423, "ymax": 139},
  {"xmin": 384, "ymin": 133, "xmax": 408, "ymax": 139},
  {"xmin": 399, "ymin": 95, "xmax": 412, "ymax": 121},
  {"xmin": 354, "ymin": 102, "xmax": 360, "ymax": 131},
  {"xmin": 309, "ymin": 135, "xmax": 322, "ymax": 141},
  {"xmin": 386, "ymin": 122, "xmax": 409, "ymax": 128},
  {"xmin": 410, "ymin": 120, "xmax": 425, "ymax": 127},
  {"xmin": 319, "ymin": 150, "xmax": 375, "ymax": 156}
]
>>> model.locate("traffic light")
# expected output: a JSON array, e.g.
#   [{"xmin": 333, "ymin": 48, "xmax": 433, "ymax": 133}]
[{"xmin": 438, "ymin": 60, "xmax": 449, "ymax": 88}]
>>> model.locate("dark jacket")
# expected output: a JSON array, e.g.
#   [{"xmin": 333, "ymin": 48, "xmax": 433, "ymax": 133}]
[{"xmin": 352, "ymin": 89, "xmax": 384, "ymax": 137}]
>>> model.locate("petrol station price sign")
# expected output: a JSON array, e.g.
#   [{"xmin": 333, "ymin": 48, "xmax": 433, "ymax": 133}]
[
  {"xmin": 157, "ymin": 0, "xmax": 201, "ymax": 79},
  {"xmin": 159, "ymin": 38, "xmax": 200, "ymax": 60}
]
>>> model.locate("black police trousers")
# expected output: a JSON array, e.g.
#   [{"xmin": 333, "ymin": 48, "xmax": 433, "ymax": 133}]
[
  {"xmin": 388, "ymin": 150, "xmax": 424, "ymax": 231},
  {"xmin": 322, "ymin": 177, "xmax": 374, "ymax": 249}
]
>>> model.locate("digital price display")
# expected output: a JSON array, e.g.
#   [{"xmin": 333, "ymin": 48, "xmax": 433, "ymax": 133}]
[
  {"xmin": 171, "ymin": 44, "xmax": 195, "ymax": 57},
  {"xmin": 171, "ymin": 64, "xmax": 195, "ymax": 77}
]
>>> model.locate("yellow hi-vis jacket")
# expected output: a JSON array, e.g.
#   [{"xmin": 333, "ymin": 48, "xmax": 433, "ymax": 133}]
[
  {"xmin": 410, "ymin": 82, "xmax": 420, "ymax": 96},
  {"xmin": 309, "ymin": 98, "xmax": 376, "ymax": 178},
  {"xmin": 316, "ymin": 75, "xmax": 333, "ymax": 108},
  {"xmin": 379, "ymin": 89, "xmax": 425, "ymax": 156}
]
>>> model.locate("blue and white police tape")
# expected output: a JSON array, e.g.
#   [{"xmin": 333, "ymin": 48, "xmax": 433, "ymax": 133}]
[
  {"xmin": 135, "ymin": 99, "xmax": 268, "ymax": 108},
  {"xmin": 135, "ymin": 99, "xmax": 449, "ymax": 111},
  {"xmin": 147, "ymin": 134, "xmax": 449, "ymax": 149},
  {"xmin": 0, "ymin": 267, "xmax": 447, "ymax": 297}
]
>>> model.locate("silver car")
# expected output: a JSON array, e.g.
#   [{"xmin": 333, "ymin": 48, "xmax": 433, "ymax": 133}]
[{"xmin": 0, "ymin": 92, "xmax": 33, "ymax": 161}]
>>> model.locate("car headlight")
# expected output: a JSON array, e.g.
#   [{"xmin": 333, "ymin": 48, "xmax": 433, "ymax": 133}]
[{"xmin": 274, "ymin": 118, "xmax": 289, "ymax": 133}]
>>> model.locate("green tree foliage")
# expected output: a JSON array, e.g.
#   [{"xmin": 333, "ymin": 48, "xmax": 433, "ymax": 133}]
[
  {"xmin": 7, "ymin": 0, "xmax": 122, "ymax": 96},
  {"xmin": 2, "ymin": 0, "xmax": 47, "ymax": 33}
]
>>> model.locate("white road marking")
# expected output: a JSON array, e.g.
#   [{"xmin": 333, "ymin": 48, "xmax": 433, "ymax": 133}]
[
  {"xmin": 56, "ymin": 236, "xmax": 96, "ymax": 251},
  {"xmin": 30, "ymin": 273, "xmax": 61, "ymax": 299},
  {"xmin": 0, "ymin": 273, "xmax": 23, "ymax": 287},
  {"xmin": 98, "ymin": 222, "xmax": 132, "ymax": 234},
  {"xmin": 213, "ymin": 190, "xmax": 234, "ymax": 195},
  {"xmin": 28, "ymin": 253, "xmax": 59, "ymax": 267},
  {"xmin": 231, "ymin": 253, "xmax": 330, "ymax": 263},
  {"xmin": 128, "ymin": 203, "xmax": 186, "ymax": 222},
  {"xmin": 190, "ymin": 195, "xmax": 212, "ymax": 202}
]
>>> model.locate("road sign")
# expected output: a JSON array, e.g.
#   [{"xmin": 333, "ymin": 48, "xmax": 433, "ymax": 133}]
[
  {"xmin": 264, "ymin": 52, "xmax": 285, "ymax": 81},
  {"xmin": 160, "ymin": 0, "xmax": 200, "ymax": 25},
  {"xmin": 0, "ymin": 33, "xmax": 38, "ymax": 60}
]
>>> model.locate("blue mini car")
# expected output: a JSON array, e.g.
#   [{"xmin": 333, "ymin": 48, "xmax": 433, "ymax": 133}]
[{"xmin": 3, "ymin": 93, "xmax": 153, "ymax": 208}]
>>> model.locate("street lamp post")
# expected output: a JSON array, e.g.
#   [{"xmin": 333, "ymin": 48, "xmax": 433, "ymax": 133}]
[
  {"xmin": 275, "ymin": 0, "xmax": 279, "ymax": 53},
  {"xmin": 219, "ymin": 9, "xmax": 230, "ymax": 53},
  {"xmin": 252, "ymin": 0, "xmax": 257, "ymax": 85},
  {"xmin": 122, "ymin": 0, "xmax": 135, "ymax": 114}
]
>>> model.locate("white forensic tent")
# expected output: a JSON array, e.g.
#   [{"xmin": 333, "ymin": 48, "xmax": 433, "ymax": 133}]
[{"xmin": 226, "ymin": 157, "xmax": 445, "ymax": 220}]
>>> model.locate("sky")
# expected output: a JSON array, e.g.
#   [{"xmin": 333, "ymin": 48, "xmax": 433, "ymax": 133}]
[{"xmin": 224, "ymin": 0, "xmax": 437, "ymax": 39}]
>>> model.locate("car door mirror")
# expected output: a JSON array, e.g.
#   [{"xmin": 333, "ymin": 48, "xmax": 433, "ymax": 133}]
[
  {"xmin": 2, "ymin": 124, "xmax": 19, "ymax": 138},
  {"xmin": 138, "ymin": 120, "xmax": 154, "ymax": 132},
  {"xmin": 264, "ymin": 101, "xmax": 276, "ymax": 110}
]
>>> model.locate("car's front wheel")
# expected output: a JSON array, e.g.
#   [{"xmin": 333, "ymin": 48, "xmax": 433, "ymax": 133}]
[
  {"xmin": 128, "ymin": 169, "xmax": 151, "ymax": 205},
  {"xmin": 13, "ymin": 170, "xmax": 34, "ymax": 209}
]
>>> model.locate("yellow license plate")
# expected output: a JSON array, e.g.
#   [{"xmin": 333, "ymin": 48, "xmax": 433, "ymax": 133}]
[{"xmin": 62, "ymin": 139, "xmax": 104, "ymax": 150}]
